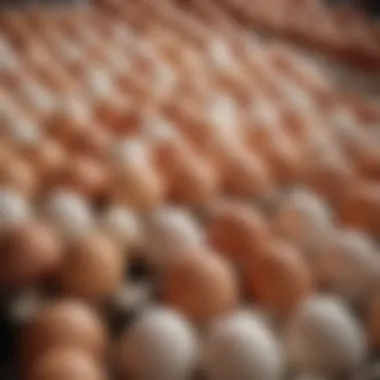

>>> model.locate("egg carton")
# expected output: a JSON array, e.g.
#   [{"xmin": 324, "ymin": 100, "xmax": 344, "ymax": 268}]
[{"xmin": 172, "ymin": 0, "xmax": 380, "ymax": 71}]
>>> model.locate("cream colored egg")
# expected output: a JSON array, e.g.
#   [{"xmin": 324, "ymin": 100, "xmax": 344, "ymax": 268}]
[
  {"xmin": 0, "ymin": 188, "xmax": 32, "ymax": 235},
  {"xmin": 204, "ymin": 310, "xmax": 284, "ymax": 380},
  {"xmin": 273, "ymin": 188, "xmax": 333, "ymax": 252},
  {"xmin": 101, "ymin": 205, "xmax": 143, "ymax": 250},
  {"xmin": 285, "ymin": 296, "xmax": 366, "ymax": 375},
  {"xmin": 142, "ymin": 206, "xmax": 205, "ymax": 268},
  {"xmin": 316, "ymin": 230, "xmax": 377, "ymax": 299},
  {"xmin": 117, "ymin": 306, "xmax": 199, "ymax": 380},
  {"xmin": 43, "ymin": 190, "xmax": 94, "ymax": 240}
]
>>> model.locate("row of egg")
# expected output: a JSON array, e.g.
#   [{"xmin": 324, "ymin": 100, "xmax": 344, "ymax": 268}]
[
  {"xmin": 17, "ymin": 296, "xmax": 374, "ymax": 380},
  {"xmin": 188, "ymin": 0, "xmax": 380, "ymax": 69},
  {"xmin": 2, "ymin": 184, "xmax": 380, "ymax": 372}
]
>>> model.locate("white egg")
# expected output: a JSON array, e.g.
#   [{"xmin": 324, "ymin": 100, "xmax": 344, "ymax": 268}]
[
  {"xmin": 142, "ymin": 206, "xmax": 205, "ymax": 268},
  {"xmin": 0, "ymin": 188, "xmax": 32, "ymax": 234},
  {"xmin": 110, "ymin": 138, "xmax": 151, "ymax": 170},
  {"xmin": 204, "ymin": 310, "xmax": 284, "ymax": 380},
  {"xmin": 316, "ymin": 230, "xmax": 377, "ymax": 299},
  {"xmin": 101, "ymin": 205, "xmax": 143, "ymax": 249},
  {"xmin": 273, "ymin": 188, "xmax": 332, "ymax": 252},
  {"xmin": 119, "ymin": 306, "xmax": 199, "ymax": 380},
  {"xmin": 1, "ymin": 105, "xmax": 41, "ymax": 145},
  {"xmin": 43, "ymin": 190, "xmax": 94, "ymax": 239},
  {"xmin": 285, "ymin": 296, "xmax": 366, "ymax": 375}
]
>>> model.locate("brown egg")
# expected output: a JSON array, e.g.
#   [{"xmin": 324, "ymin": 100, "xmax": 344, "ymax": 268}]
[
  {"xmin": 47, "ymin": 113, "xmax": 112, "ymax": 158},
  {"xmin": 161, "ymin": 248, "xmax": 239, "ymax": 324},
  {"xmin": 337, "ymin": 180, "xmax": 380, "ymax": 235},
  {"xmin": 154, "ymin": 139, "xmax": 220, "ymax": 206},
  {"xmin": 246, "ymin": 240, "xmax": 313, "ymax": 316},
  {"xmin": 21, "ymin": 138, "xmax": 67, "ymax": 180},
  {"xmin": 111, "ymin": 142, "xmax": 166, "ymax": 211},
  {"xmin": 248, "ymin": 126, "xmax": 305, "ymax": 185},
  {"xmin": 59, "ymin": 231, "xmax": 125, "ymax": 302},
  {"xmin": 220, "ymin": 145, "xmax": 274, "ymax": 198},
  {"xmin": 303, "ymin": 139, "xmax": 355, "ymax": 201},
  {"xmin": 0, "ymin": 155, "xmax": 39, "ymax": 199},
  {"xmin": 206, "ymin": 199, "xmax": 270, "ymax": 263},
  {"xmin": 366, "ymin": 290, "xmax": 380, "ymax": 349},
  {"xmin": 0, "ymin": 221, "xmax": 62, "ymax": 288},
  {"xmin": 54, "ymin": 155, "xmax": 110, "ymax": 200},
  {"xmin": 27, "ymin": 347, "xmax": 108, "ymax": 380},
  {"xmin": 19, "ymin": 300, "xmax": 108, "ymax": 366},
  {"xmin": 93, "ymin": 97, "xmax": 141, "ymax": 137},
  {"xmin": 0, "ymin": 139, "xmax": 16, "ymax": 162}
]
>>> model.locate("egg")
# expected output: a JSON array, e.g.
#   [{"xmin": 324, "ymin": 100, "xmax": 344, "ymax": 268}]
[
  {"xmin": 204, "ymin": 309, "xmax": 284, "ymax": 380},
  {"xmin": 27, "ymin": 347, "xmax": 108, "ymax": 380},
  {"xmin": 54, "ymin": 155, "xmax": 110, "ymax": 200},
  {"xmin": 19, "ymin": 300, "xmax": 108, "ymax": 366},
  {"xmin": 220, "ymin": 145, "xmax": 274, "ymax": 199},
  {"xmin": 42, "ymin": 190, "xmax": 94, "ymax": 240},
  {"xmin": 59, "ymin": 231, "xmax": 125, "ymax": 302},
  {"xmin": 0, "ymin": 220, "xmax": 62, "ymax": 288},
  {"xmin": 153, "ymin": 138, "xmax": 220, "ymax": 206},
  {"xmin": 161, "ymin": 248, "xmax": 238, "ymax": 324},
  {"xmin": 337, "ymin": 180, "xmax": 380, "ymax": 235},
  {"xmin": 285, "ymin": 296, "xmax": 366, "ymax": 375},
  {"xmin": 0, "ymin": 188, "xmax": 32, "ymax": 235},
  {"xmin": 101, "ymin": 205, "xmax": 143, "ymax": 251},
  {"xmin": 365, "ymin": 292, "xmax": 380, "ymax": 349},
  {"xmin": 117, "ymin": 306, "xmax": 199, "ymax": 380},
  {"xmin": 303, "ymin": 145, "xmax": 355, "ymax": 202},
  {"xmin": 315, "ymin": 229, "xmax": 377, "ymax": 299},
  {"xmin": 21, "ymin": 138, "xmax": 67, "ymax": 189},
  {"xmin": 272, "ymin": 188, "xmax": 333, "ymax": 253},
  {"xmin": 110, "ymin": 139, "xmax": 166, "ymax": 210},
  {"xmin": 0, "ymin": 155, "xmax": 39, "ymax": 199},
  {"xmin": 142, "ymin": 206, "xmax": 205, "ymax": 269},
  {"xmin": 206, "ymin": 199, "xmax": 270, "ymax": 263},
  {"xmin": 246, "ymin": 239, "xmax": 313, "ymax": 316}
]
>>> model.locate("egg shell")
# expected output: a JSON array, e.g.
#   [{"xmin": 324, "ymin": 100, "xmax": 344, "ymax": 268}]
[
  {"xmin": 246, "ymin": 239, "xmax": 313, "ymax": 316},
  {"xmin": 19, "ymin": 300, "xmax": 108, "ymax": 366},
  {"xmin": 337, "ymin": 181, "xmax": 380, "ymax": 235},
  {"xmin": 204, "ymin": 309, "xmax": 284, "ymax": 380},
  {"xmin": 220, "ymin": 146, "xmax": 274, "ymax": 198},
  {"xmin": 21, "ymin": 138, "xmax": 68, "ymax": 190},
  {"xmin": 101, "ymin": 205, "xmax": 143, "ymax": 250},
  {"xmin": 59, "ymin": 231, "xmax": 125, "ymax": 303},
  {"xmin": 365, "ymin": 292, "xmax": 380, "ymax": 349},
  {"xmin": 285, "ymin": 296, "xmax": 367, "ymax": 375},
  {"xmin": 153, "ymin": 139, "xmax": 220, "ymax": 206},
  {"xmin": 53, "ymin": 155, "xmax": 110, "ymax": 200},
  {"xmin": 142, "ymin": 206, "xmax": 205, "ymax": 269},
  {"xmin": 272, "ymin": 188, "xmax": 333, "ymax": 253},
  {"xmin": 0, "ymin": 155, "xmax": 39, "ymax": 199},
  {"xmin": 315, "ymin": 229, "xmax": 377, "ymax": 299},
  {"xmin": 27, "ymin": 347, "xmax": 108, "ymax": 380},
  {"xmin": 0, "ymin": 188, "xmax": 32, "ymax": 235},
  {"xmin": 110, "ymin": 140, "xmax": 166, "ymax": 210},
  {"xmin": 206, "ymin": 200, "xmax": 270, "ymax": 263},
  {"xmin": 161, "ymin": 248, "xmax": 239, "ymax": 324},
  {"xmin": 117, "ymin": 306, "xmax": 199, "ymax": 380},
  {"xmin": 43, "ymin": 190, "xmax": 94, "ymax": 240},
  {"xmin": 0, "ymin": 220, "xmax": 62, "ymax": 288}
]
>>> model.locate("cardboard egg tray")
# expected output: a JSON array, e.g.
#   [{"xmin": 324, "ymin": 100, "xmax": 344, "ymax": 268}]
[{"xmin": 174, "ymin": 0, "xmax": 380, "ymax": 72}]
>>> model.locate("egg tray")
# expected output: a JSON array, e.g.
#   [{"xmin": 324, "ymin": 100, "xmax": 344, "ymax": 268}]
[
  {"xmin": 170, "ymin": 0, "xmax": 380, "ymax": 72},
  {"xmin": 1, "ymin": 1, "xmax": 380, "ymax": 380}
]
